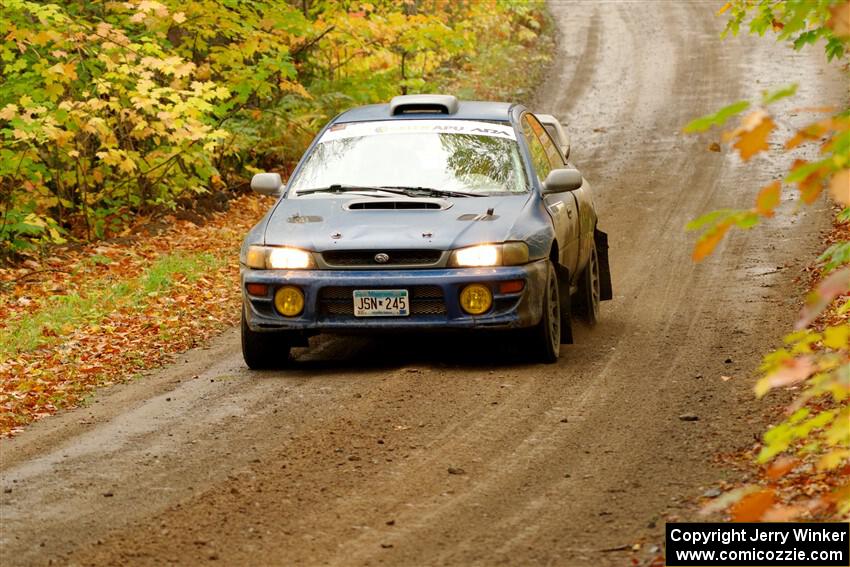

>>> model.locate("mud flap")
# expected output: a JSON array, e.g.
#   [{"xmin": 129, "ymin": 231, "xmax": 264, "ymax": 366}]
[
  {"xmin": 595, "ymin": 229, "xmax": 613, "ymax": 301},
  {"xmin": 554, "ymin": 263, "xmax": 574, "ymax": 344}
]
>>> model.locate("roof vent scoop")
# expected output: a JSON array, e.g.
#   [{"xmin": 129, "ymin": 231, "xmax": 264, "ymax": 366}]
[{"xmin": 389, "ymin": 94, "xmax": 459, "ymax": 116}]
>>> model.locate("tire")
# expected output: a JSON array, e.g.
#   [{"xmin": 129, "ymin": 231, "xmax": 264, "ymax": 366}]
[
  {"xmin": 528, "ymin": 260, "xmax": 561, "ymax": 363},
  {"xmin": 576, "ymin": 239, "xmax": 601, "ymax": 326},
  {"xmin": 241, "ymin": 309, "xmax": 292, "ymax": 370}
]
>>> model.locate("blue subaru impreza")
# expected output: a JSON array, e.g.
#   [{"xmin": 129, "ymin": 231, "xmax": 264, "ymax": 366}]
[{"xmin": 240, "ymin": 94, "xmax": 611, "ymax": 368}]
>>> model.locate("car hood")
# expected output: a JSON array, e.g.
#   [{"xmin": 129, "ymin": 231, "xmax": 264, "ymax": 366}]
[{"xmin": 262, "ymin": 194, "xmax": 536, "ymax": 251}]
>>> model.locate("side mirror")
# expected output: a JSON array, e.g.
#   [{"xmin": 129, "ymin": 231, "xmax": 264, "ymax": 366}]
[
  {"xmin": 542, "ymin": 168, "xmax": 583, "ymax": 194},
  {"xmin": 250, "ymin": 172, "xmax": 283, "ymax": 196}
]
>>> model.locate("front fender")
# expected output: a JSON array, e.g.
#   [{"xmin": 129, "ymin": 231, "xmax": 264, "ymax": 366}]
[{"xmin": 505, "ymin": 192, "xmax": 557, "ymax": 262}]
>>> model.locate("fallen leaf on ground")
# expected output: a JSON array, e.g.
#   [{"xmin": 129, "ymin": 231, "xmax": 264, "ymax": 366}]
[{"xmin": 731, "ymin": 489, "xmax": 776, "ymax": 521}]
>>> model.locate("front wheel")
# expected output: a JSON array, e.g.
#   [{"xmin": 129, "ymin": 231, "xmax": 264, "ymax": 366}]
[
  {"xmin": 241, "ymin": 309, "xmax": 292, "ymax": 370},
  {"xmin": 528, "ymin": 260, "xmax": 561, "ymax": 363}
]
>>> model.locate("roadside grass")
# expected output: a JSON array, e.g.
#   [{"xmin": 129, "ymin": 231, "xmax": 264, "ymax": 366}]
[
  {"xmin": 0, "ymin": 252, "xmax": 220, "ymax": 358},
  {"xmin": 0, "ymin": 195, "xmax": 268, "ymax": 434}
]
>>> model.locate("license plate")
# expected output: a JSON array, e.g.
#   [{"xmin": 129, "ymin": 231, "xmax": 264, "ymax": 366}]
[{"xmin": 353, "ymin": 289, "xmax": 409, "ymax": 317}]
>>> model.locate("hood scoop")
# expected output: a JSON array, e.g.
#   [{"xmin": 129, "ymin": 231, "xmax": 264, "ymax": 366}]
[{"xmin": 345, "ymin": 198, "xmax": 451, "ymax": 211}]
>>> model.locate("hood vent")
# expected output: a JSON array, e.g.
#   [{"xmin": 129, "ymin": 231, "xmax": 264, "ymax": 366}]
[
  {"xmin": 457, "ymin": 213, "xmax": 499, "ymax": 221},
  {"xmin": 287, "ymin": 214, "xmax": 323, "ymax": 223},
  {"xmin": 345, "ymin": 198, "xmax": 451, "ymax": 211}
]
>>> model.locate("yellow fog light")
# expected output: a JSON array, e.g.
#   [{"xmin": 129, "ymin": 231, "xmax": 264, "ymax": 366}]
[
  {"xmin": 459, "ymin": 284, "xmax": 492, "ymax": 315},
  {"xmin": 274, "ymin": 286, "xmax": 304, "ymax": 317}
]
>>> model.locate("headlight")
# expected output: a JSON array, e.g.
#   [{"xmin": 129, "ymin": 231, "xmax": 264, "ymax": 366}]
[
  {"xmin": 245, "ymin": 246, "xmax": 316, "ymax": 269},
  {"xmin": 452, "ymin": 244, "xmax": 499, "ymax": 267},
  {"xmin": 448, "ymin": 242, "xmax": 529, "ymax": 267}
]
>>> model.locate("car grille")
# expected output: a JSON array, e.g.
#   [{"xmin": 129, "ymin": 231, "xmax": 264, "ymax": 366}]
[
  {"xmin": 318, "ymin": 285, "xmax": 447, "ymax": 316},
  {"xmin": 321, "ymin": 249, "xmax": 442, "ymax": 267}
]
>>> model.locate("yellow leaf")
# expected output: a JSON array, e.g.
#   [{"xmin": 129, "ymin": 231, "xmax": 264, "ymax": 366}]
[
  {"xmin": 716, "ymin": 2, "xmax": 732, "ymax": 16},
  {"xmin": 731, "ymin": 111, "xmax": 775, "ymax": 160},
  {"xmin": 119, "ymin": 158, "xmax": 137, "ymax": 174},
  {"xmin": 785, "ymin": 119, "xmax": 831, "ymax": 149},
  {"xmin": 755, "ymin": 356, "xmax": 815, "ymax": 397},
  {"xmin": 693, "ymin": 220, "xmax": 731, "ymax": 262},
  {"xmin": 792, "ymin": 160, "xmax": 825, "ymax": 204},
  {"xmin": 48, "ymin": 226, "xmax": 66, "ymax": 243},
  {"xmin": 0, "ymin": 104, "xmax": 17, "ymax": 120},
  {"xmin": 172, "ymin": 11, "xmax": 186, "ymax": 23},
  {"xmin": 137, "ymin": 0, "xmax": 168, "ymax": 16},
  {"xmin": 62, "ymin": 62, "xmax": 78, "ymax": 81},
  {"xmin": 45, "ymin": 82, "xmax": 64, "ymax": 98},
  {"xmin": 828, "ymin": 1, "xmax": 850, "ymax": 38},
  {"xmin": 828, "ymin": 169, "xmax": 850, "ymax": 206},
  {"xmin": 96, "ymin": 149, "xmax": 125, "ymax": 167},
  {"xmin": 818, "ymin": 449, "xmax": 850, "ymax": 471},
  {"xmin": 823, "ymin": 325, "xmax": 850, "ymax": 349},
  {"xmin": 755, "ymin": 181, "xmax": 781, "ymax": 217},
  {"xmin": 790, "ymin": 106, "xmax": 837, "ymax": 114}
]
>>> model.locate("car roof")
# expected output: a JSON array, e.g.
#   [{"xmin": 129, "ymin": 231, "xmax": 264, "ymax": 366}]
[{"xmin": 333, "ymin": 95, "xmax": 517, "ymax": 124}]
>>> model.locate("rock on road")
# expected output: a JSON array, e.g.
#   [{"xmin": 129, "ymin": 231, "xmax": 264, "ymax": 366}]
[{"xmin": 1, "ymin": 2, "xmax": 845, "ymax": 566}]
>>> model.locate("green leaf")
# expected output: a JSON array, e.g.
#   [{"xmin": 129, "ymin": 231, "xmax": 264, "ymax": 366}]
[
  {"xmin": 685, "ymin": 209, "xmax": 736, "ymax": 231},
  {"xmin": 818, "ymin": 241, "xmax": 850, "ymax": 274},
  {"xmin": 826, "ymin": 37, "xmax": 846, "ymax": 62},
  {"xmin": 792, "ymin": 30, "xmax": 819, "ymax": 50},
  {"xmin": 684, "ymin": 100, "xmax": 751, "ymax": 133},
  {"xmin": 785, "ymin": 159, "xmax": 828, "ymax": 183},
  {"xmin": 761, "ymin": 84, "xmax": 798, "ymax": 106},
  {"xmin": 732, "ymin": 211, "xmax": 760, "ymax": 229}
]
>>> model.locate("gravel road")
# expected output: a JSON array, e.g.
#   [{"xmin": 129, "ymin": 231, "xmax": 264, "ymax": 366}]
[{"xmin": 1, "ymin": 2, "xmax": 845, "ymax": 566}]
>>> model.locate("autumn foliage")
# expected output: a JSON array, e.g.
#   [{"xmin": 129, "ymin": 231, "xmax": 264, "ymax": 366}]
[
  {"xmin": 0, "ymin": 0, "xmax": 551, "ymax": 255},
  {"xmin": 687, "ymin": 0, "xmax": 850, "ymax": 521}
]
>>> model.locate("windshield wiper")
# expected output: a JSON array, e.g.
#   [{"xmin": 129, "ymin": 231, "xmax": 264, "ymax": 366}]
[
  {"xmin": 297, "ymin": 184, "xmax": 400, "ymax": 196},
  {"xmin": 379, "ymin": 186, "xmax": 484, "ymax": 198},
  {"xmin": 298, "ymin": 184, "xmax": 484, "ymax": 198}
]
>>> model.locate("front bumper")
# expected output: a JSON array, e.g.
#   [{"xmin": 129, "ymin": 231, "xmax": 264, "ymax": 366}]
[{"xmin": 241, "ymin": 260, "xmax": 548, "ymax": 332}]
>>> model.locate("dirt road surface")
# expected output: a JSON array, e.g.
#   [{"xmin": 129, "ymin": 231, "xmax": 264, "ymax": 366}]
[{"xmin": 1, "ymin": 2, "xmax": 846, "ymax": 566}]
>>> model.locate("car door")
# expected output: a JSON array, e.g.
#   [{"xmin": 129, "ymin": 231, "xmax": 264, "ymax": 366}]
[{"xmin": 520, "ymin": 114, "xmax": 581, "ymax": 279}]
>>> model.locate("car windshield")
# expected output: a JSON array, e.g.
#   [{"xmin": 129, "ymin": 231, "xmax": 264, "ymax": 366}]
[{"xmin": 289, "ymin": 120, "xmax": 528, "ymax": 196}]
